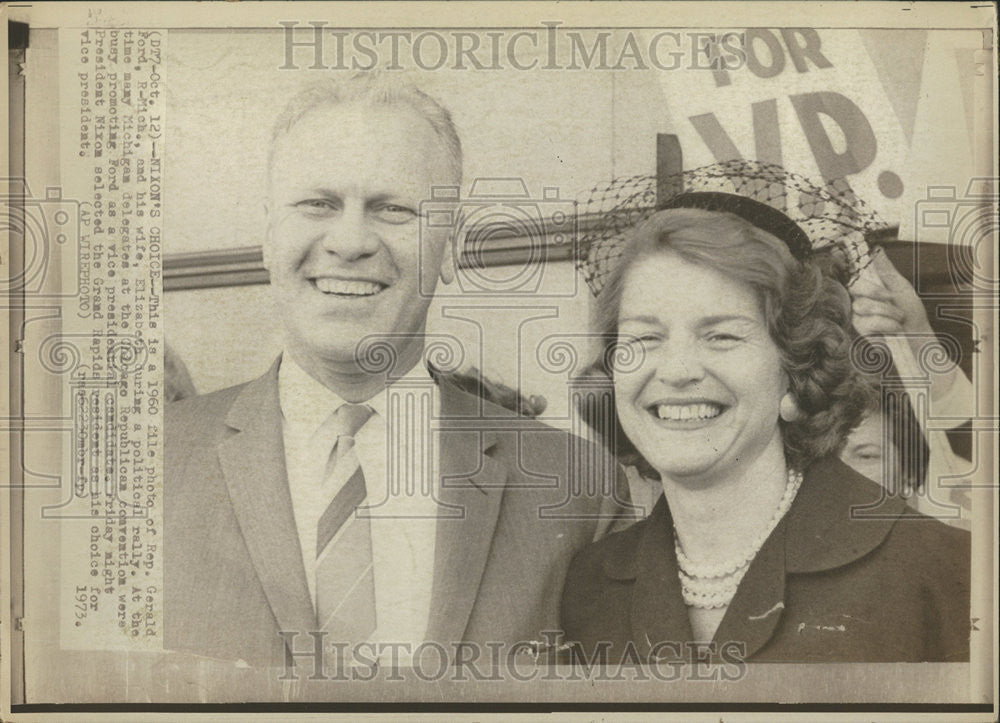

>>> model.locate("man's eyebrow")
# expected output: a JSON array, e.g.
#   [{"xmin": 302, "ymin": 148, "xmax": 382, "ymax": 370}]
[
  {"xmin": 365, "ymin": 193, "xmax": 410, "ymax": 205},
  {"xmin": 618, "ymin": 315, "xmax": 661, "ymax": 327},
  {"xmin": 306, "ymin": 186, "xmax": 342, "ymax": 197}
]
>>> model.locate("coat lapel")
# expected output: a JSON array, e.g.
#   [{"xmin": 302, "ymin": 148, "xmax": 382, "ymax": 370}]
[
  {"xmin": 424, "ymin": 379, "xmax": 507, "ymax": 645},
  {"xmin": 217, "ymin": 358, "xmax": 318, "ymax": 642},
  {"xmin": 607, "ymin": 458, "xmax": 908, "ymax": 662},
  {"xmin": 625, "ymin": 498, "xmax": 694, "ymax": 657},
  {"xmin": 708, "ymin": 458, "xmax": 904, "ymax": 659},
  {"xmin": 784, "ymin": 457, "xmax": 906, "ymax": 573},
  {"xmin": 711, "ymin": 515, "xmax": 788, "ymax": 659},
  {"xmin": 620, "ymin": 495, "xmax": 787, "ymax": 660}
]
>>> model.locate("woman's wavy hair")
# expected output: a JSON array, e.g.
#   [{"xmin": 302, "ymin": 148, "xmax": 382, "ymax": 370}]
[{"xmin": 580, "ymin": 207, "xmax": 874, "ymax": 476}]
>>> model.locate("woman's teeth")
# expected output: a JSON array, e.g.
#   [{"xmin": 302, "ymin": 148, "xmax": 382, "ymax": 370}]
[
  {"xmin": 314, "ymin": 278, "xmax": 382, "ymax": 295},
  {"xmin": 655, "ymin": 403, "xmax": 722, "ymax": 421}
]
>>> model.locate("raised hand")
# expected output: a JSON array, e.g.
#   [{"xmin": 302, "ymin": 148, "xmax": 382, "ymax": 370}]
[{"xmin": 851, "ymin": 249, "xmax": 933, "ymax": 343}]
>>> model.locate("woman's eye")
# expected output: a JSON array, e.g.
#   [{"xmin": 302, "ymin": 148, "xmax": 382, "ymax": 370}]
[
  {"xmin": 706, "ymin": 333, "xmax": 743, "ymax": 347},
  {"xmin": 373, "ymin": 203, "xmax": 418, "ymax": 224}
]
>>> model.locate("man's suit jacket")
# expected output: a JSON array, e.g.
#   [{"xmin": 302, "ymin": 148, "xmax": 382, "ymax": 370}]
[
  {"xmin": 561, "ymin": 457, "xmax": 970, "ymax": 663},
  {"xmin": 165, "ymin": 360, "xmax": 625, "ymax": 667}
]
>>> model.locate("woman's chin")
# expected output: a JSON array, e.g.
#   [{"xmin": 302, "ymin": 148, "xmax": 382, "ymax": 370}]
[{"xmin": 652, "ymin": 459, "xmax": 727, "ymax": 486}]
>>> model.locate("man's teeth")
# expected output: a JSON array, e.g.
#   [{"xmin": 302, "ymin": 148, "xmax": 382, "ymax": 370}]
[
  {"xmin": 655, "ymin": 403, "xmax": 722, "ymax": 421},
  {"xmin": 315, "ymin": 278, "xmax": 382, "ymax": 295}
]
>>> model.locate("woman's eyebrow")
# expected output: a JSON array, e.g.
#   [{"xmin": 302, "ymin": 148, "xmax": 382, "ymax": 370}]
[
  {"xmin": 698, "ymin": 314, "xmax": 758, "ymax": 327},
  {"xmin": 618, "ymin": 314, "xmax": 760, "ymax": 328}
]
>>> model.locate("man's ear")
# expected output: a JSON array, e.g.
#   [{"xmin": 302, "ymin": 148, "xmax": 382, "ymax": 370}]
[
  {"xmin": 261, "ymin": 202, "xmax": 273, "ymax": 271},
  {"xmin": 439, "ymin": 233, "xmax": 457, "ymax": 285}
]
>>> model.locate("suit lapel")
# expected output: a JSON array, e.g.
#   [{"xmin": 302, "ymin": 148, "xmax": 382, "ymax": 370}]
[
  {"xmin": 424, "ymin": 380, "xmax": 507, "ymax": 645},
  {"xmin": 217, "ymin": 359, "xmax": 318, "ymax": 642}
]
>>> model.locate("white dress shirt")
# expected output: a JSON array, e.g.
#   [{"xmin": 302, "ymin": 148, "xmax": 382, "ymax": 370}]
[{"xmin": 278, "ymin": 354, "xmax": 440, "ymax": 649}]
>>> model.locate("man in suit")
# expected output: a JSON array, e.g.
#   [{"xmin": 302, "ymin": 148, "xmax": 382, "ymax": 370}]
[{"xmin": 164, "ymin": 74, "xmax": 626, "ymax": 671}]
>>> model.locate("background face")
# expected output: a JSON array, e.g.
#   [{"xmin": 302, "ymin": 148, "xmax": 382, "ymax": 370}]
[
  {"xmin": 841, "ymin": 412, "xmax": 902, "ymax": 487},
  {"xmin": 264, "ymin": 101, "xmax": 457, "ymax": 371},
  {"xmin": 613, "ymin": 251, "xmax": 788, "ymax": 483}
]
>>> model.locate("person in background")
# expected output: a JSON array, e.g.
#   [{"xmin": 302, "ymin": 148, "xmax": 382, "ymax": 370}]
[
  {"xmin": 839, "ymin": 390, "xmax": 920, "ymax": 496},
  {"xmin": 844, "ymin": 250, "xmax": 973, "ymax": 527}
]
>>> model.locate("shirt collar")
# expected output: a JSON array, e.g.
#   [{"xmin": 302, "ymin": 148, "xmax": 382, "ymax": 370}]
[
  {"xmin": 278, "ymin": 351, "xmax": 436, "ymax": 430},
  {"xmin": 366, "ymin": 355, "xmax": 436, "ymax": 421}
]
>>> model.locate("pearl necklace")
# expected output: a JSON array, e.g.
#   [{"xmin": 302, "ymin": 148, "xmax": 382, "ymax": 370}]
[{"xmin": 674, "ymin": 468, "xmax": 803, "ymax": 610}]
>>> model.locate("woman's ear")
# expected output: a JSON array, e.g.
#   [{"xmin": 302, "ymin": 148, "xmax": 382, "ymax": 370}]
[
  {"xmin": 779, "ymin": 369, "xmax": 802, "ymax": 422},
  {"xmin": 780, "ymin": 391, "xmax": 802, "ymax": 422}
]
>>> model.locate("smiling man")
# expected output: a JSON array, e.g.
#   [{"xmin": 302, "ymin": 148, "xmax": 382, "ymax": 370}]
[
  {"xmin": 164, "ymin": 74, "xmax": 625, "ymax": 672},
  {"xmin": 264, "ymin": 81, "xmax": 461, "ymax": 400}
]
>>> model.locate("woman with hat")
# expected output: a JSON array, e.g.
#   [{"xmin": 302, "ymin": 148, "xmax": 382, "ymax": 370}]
[{"xmin": 562, "ymin": 164, "xmax": 970, "ymax": 663}]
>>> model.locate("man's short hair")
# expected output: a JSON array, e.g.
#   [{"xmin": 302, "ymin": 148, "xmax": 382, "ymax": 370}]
[{"xmin": 268, "ymin": 72, "xmax": 463, "ymax": 184}]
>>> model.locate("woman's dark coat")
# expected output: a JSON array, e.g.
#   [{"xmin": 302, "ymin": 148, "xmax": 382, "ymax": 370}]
[{"xmin": 560, "ymin": 457, "xmax": 970, "ymax": 664}]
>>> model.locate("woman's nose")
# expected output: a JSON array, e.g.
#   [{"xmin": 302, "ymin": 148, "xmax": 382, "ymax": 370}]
[{"xmin": 652, "ymin": 340, "xmax": 705, "ymax": 386}]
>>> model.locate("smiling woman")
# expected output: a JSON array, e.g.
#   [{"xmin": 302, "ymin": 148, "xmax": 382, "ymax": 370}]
[
  {"xmin": 613, "ymin": 248, "xmax": 791, "ymax": 485},
  {"xmin": 590, "ymin": 207, "xmax": 870, "ymax": 481},
  {"xmin": 562, "ymin": 189, "xmax": 971, "ymax": 664}
]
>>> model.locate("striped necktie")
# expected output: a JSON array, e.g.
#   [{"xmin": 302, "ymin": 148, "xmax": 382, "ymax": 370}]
[{"xmin": 314, "ymin": 403, "xmax": 376, "ymax": 641}]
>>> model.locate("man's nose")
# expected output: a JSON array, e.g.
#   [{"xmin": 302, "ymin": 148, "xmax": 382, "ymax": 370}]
[
  {"xmin": 319, "ymin": 206, "xmax": 381, "ymax": 261},
  {"xmin": 652, "ymin": 339, "xmax": 705, "ymax": 387}
]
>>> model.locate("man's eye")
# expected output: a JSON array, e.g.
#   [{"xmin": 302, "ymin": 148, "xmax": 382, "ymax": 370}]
[
  {"xmin": 372, "ymin": 203, "xmax": 418, "ymax": 224},
  {"xmin": 295, "ymin": 199, "xmax": 339, "ymax": 215},
  {"xmin": 621, "ymin": 333, "xmax": 660, "ymax": 348}
]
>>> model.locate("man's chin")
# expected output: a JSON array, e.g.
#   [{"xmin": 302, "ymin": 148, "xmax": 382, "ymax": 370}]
[{"xmin": 295, "ymin": 331, "xmax": 427, "ymax": 374}]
